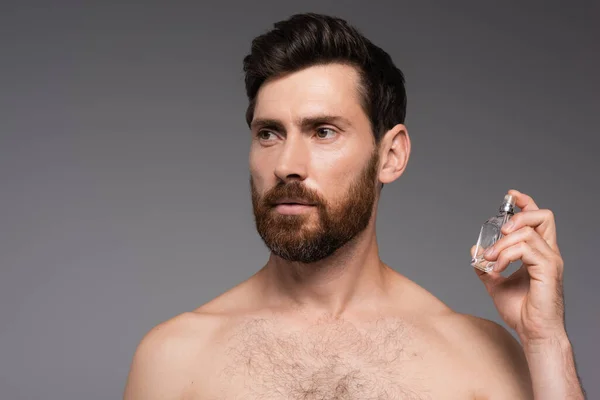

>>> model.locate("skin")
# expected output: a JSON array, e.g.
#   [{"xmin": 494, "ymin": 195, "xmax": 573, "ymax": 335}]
[{"xmin": 123, "ymin": 64, "xmax": 583, "ymax": 399}]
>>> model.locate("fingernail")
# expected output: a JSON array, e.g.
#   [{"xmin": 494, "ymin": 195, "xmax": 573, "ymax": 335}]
[
  {"xmin": 504, "ymin": 221, "xmax": 514, "ymax": 231},
  {"xmin": 484, "ymin": 247, "xmax": 495, "ymax": 257}
]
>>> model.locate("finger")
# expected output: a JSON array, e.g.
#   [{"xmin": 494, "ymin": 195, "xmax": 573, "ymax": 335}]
[
  {"xmin": 501, "ymin": 209, "xmax": 558, "ymax": 251},
  {"xmin": 507, "ymin": 189, "xmax": 539, "ymax": 211},
  {"xmin": 488, "ymin": 226, "xmax": 556, "ymax": 261},
  {"xmin": 492, "ymin": 241, "xmax": 549, "ymax": 275}
]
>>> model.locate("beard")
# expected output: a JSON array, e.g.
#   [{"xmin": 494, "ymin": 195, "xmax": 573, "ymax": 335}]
[{"xmin": 250, "ymin": 150, "xmax": 379, "ymax": 264}]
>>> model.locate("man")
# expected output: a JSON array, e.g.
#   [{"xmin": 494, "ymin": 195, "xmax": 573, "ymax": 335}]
[{"xmin": 124, "ymin": 13, "xmax": 585, "ymax": 399}]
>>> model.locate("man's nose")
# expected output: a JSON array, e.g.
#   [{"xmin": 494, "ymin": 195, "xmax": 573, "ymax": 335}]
[{"xmin": 273, "ymin": 134, "xmax": 309, "ymax": 182}]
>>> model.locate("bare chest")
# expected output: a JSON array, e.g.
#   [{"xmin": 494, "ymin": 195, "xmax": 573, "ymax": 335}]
[{"xmin": 194, "ymin": 317, "xmax": 475, "ymax": 400}]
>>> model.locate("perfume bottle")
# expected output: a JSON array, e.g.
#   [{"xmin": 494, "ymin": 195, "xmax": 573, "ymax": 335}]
[{"xmin": 471, "ymin": 194, "xmax": 516, "ymax": 273}]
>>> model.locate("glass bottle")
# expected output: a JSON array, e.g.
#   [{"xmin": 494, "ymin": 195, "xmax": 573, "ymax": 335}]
[{"xmin": 471, "ymin": 194, "xmax": 516, "ymax": 273}]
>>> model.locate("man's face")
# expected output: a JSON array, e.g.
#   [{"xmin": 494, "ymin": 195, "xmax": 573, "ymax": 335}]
[{"xmin": 249, "ymin": 63, "xmax": 380, "ymax": 263}]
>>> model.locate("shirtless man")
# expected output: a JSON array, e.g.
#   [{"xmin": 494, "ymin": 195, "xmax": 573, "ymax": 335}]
[{"xmin": 124, "ymin": 13, "xmax": 585, "ymax": 399}]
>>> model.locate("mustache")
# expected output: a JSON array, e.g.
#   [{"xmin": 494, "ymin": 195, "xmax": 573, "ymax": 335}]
[{"xmin": 263, "ymin": 181, "xmax": 322, "ymax": 206}]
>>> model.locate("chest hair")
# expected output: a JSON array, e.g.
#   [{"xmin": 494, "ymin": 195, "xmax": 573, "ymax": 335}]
[{"xmin": 218, "ymin": 316, "xmax": 433, "ymax": 400}]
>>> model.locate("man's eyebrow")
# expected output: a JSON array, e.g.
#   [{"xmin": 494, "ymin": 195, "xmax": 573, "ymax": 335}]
[
  {"xmin": 250, "ymin": 115, "xmax": 352, "ymax": 131},
  {"xmin": 297, "ymin": 115, "xmax": 352, "ymax": 130},
  {"xmin": 250, "ymin": 118, "xmax": 284, "ymax": 131}
]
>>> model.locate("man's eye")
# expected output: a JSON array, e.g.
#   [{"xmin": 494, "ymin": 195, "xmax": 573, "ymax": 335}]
[
  {"xmin": 257, "ymin": 131, "xmax": 276, "ymax": 140},
  {"xmin": 316, "ymin": 128, "xmax": 336, "ymax": 139}
]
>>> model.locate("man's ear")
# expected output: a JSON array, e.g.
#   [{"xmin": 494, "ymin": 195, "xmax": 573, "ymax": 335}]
[{"xmin": 378, "ymin": 124, "xmax": 411, "ymax": 185}]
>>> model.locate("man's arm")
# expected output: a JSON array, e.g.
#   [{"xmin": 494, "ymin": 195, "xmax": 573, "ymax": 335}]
[
  {"xmin": 471, "ymin": 190, "xmax": 586, "ymax": 399},
  {"xmin": 522, "ymin": 333, "xmax": 586, "ymax": 399}
]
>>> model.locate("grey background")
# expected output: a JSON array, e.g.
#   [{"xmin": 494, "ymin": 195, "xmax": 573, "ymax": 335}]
[{"xmin": 1, "ymin": 1, "xmax": 598, "ymax": 399}]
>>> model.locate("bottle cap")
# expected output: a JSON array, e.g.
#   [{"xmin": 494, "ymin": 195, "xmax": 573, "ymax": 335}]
[{"xmin": 503, "ymin": 194, "xmax": 516, "ymax": 206}]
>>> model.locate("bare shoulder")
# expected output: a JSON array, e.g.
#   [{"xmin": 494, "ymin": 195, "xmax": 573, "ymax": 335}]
[
  {"xmin": 123, "ymin": 278, "xmax": 258, "ymax": 399},
  {"xmin": 123, "ymin": 311, "xmax": 225, "ymax": 400},
  {"xmin": 132, "ymin": 310, "xmax": 224, "ymax": 357},
  {"xmin": 390, "ymin": 272, "xmax": 533, "ymax": 398},
  {"xmin": 432, "ymin": 312, "xmax": 534, "ymax": 399}
]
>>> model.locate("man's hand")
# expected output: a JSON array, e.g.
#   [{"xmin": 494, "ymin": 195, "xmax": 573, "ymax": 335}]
[
  {"xmin": 471, "ymin": 189, "xmax": 585, "ymax": 399},
  {"xmin": 473, "ymin": 189, "xmax": 565, "ymax": 343}
]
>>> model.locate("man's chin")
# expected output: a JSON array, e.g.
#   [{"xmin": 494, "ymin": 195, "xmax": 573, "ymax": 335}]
[
  {"xmin": 266, "ymin": 211, "xmax": 318, "ymax": 227},
  {"xmin": 262, "ymin": 232, "xmax": 325, "ymax": 257}
]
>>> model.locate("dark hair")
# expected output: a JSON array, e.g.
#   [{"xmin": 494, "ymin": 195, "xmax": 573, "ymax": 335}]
[{"xmin": 243, "ymin": 13, "xmax": 407, "ymax": 143}]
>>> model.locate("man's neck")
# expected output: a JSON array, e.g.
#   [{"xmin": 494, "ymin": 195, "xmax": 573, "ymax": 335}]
[{"xmin": 257, "ymin": 226, "xmax": 392, "ymax": 318}]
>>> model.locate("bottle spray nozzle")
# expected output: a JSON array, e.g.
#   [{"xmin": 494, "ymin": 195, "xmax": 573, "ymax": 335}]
[
  {"xmin": 503, "ymin": 194, "xmax": 516, "ymax": 206},
  {"xmin": 500, "ymin": 194, "xmax": 516, "ymax": 213}
]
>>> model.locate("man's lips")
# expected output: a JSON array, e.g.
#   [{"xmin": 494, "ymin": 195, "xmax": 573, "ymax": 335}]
[
  {"xmin": 272, "ymin": 198, "xmax": 316, "ymax": 206},
  {"xmin": 272, "ymin": 201, "xmax": 316, "ymax": 215}
]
